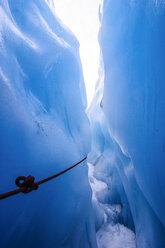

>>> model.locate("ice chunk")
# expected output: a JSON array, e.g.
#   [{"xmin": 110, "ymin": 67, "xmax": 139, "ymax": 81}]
[{"xmin": 97, "ymin": 223, "xmax": 136, "ymax": 248}]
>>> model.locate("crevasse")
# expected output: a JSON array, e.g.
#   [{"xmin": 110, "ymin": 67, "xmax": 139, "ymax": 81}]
[
  {"xmin": 89, "ymin": 0, "xmax": 165, "ymax": 247},
  {"xmin": 0, "ymin": 1, "xmax": 165, "ymax": 248}
]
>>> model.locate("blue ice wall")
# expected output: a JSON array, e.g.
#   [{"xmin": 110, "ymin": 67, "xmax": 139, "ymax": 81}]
[
  {"xmin": 98, "ymin": 0, "xmax": 165, "ymax": 247},
  {"xmin": 88, "ymin": 64, "xmax": 135, "ymax": 232},
  {"xmin": 0, "ymin": 1, "xmax": 96, "ymax": 247}
]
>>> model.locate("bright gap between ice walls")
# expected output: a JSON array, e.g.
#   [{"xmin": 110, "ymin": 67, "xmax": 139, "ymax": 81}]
[
  {"xmin": 49, "ymin": 0, "xmax": 102, "ymax": 107},
  {"xmin": 50, "ymin": 1, "xmax": 165, "ymax": 248},
  {"xmin": 49, "ymin": 1, "xmax": 137, "ymax": 247}
]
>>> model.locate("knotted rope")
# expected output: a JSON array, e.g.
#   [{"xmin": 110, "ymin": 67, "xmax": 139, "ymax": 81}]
[{"xmin": 0, "ymin": 156, "xmax": 87, "ymax": 200}]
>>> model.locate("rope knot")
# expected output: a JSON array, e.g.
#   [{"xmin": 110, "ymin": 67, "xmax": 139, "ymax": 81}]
[{"xmin": 15, "ymin": 176, "xmax": 38, "ymax": 193}]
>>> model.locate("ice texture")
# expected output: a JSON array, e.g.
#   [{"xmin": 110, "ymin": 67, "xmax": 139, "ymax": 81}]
[
  {"xmin": 88, "ymin": 64, "xmax": 136, "ymax": 247},
  {"xmin": 94, "ymin": 0, "xmax": 165, "ymax": 247},
  {"xmin": 0, "ymin": 1, "xmax": 96, "ymax": 247},
  {"xmin": 88, "ymin": 162, "xmax": 136, "ymax": 248}
]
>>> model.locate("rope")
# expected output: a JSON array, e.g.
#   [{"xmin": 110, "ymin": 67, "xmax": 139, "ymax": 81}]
[{"xmin": 0, "ymin": 156, "xmax": 87, "ymax": 200}]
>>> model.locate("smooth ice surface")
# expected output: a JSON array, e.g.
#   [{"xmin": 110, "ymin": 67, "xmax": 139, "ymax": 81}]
[
  {"xmin": 0, "ymin": 1, "xmax": 96, "ymax": 247},
  {"xmin": 95, "ymin": 0, "xmax": 165, "ymax": 247}
]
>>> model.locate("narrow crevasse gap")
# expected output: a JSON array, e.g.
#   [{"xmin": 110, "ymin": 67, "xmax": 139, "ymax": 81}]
[
  {"xmin": 53, "ymin": 1, "xmax": 137, "ymax": 247},
  {"xmin": 87, "ymin": 55, "xmax": 136, "ymax": 248},
  {"xmin": 1, "ymin": 1, "xmax": 164, "ymax": 248},
  {"xmin": 54, "ymin": 0, "xmax": 101, "ymax": 106},
  {"xmin": 54, "ymin": 1, "xmax": 165, "ymax": 248}
]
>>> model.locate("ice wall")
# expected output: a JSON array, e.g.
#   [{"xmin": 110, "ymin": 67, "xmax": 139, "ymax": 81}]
[
  {"xmin": 0, "ymin": 1, "xmax": 96, "ymax": 247},
  {"xmin": 96, "ymin": 0, "xmax": 165, "ymax": 247},
  {"xmin": 88, "ymin": 63, "xmax": 135, "ymax": 232}
]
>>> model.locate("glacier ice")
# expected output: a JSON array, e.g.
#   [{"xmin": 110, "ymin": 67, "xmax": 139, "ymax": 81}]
[
  {"xmin": 1, "ymin": 0, "xmax": 165, "ymax": 247},
  {"xmin": 88, "ymin": 0, "xmax": 165, "ymax": 247},
  {"xmin": 0, "ymin": 1, "xmax": 96, "ymax": 247},
  {"xmin": 87, "ymin": 62, "xmax": 136, "ymax": 247},
  {"xmin": 88, "ymin": 162, "xmax": 136, "ymax": 248}
]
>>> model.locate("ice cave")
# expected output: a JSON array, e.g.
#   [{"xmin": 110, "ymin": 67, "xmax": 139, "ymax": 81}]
[{"xmin": 0, "ymin": 0, "xmax": 165, "ymax": 247}]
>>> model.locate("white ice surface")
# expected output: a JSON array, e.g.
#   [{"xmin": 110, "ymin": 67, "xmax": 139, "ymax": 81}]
[
  {"xmin": 97, "ymin": 223, "xmax": 136, "ymax": 248},
  {"xmin": 88, "ymin": 163, "xmax": 136, "ymax": 248}
]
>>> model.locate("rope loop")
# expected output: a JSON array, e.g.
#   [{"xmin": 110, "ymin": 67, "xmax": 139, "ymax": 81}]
[
  {"xmin": 15, "ymin": 175, "xmax": 38, "ymax": 193},
  {"xmin": 0, "ymin": 156, "xmax": 86, "ymax": 200}
]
